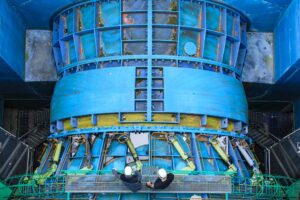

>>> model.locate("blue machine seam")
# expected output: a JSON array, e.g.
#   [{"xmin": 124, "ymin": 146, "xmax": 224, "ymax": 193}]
[
  {"xmin": 58, "ymin": 55, "xmax": 242, "ymax": 76},
  {"xmin": 48, "ymin": 125, "xmax": 249, "ymax": 141}
]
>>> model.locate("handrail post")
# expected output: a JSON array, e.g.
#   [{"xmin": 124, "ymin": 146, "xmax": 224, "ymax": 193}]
[{"xmin": 67, "ymin": 192, "xmax": 71, "ymax": 200}]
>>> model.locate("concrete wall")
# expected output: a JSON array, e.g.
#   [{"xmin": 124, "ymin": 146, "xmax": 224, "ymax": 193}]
[
  {"xmin": 25, "ymin": 30, "xmax": 57, "ymax": 82},
  {"xmin": 242, "ymin": 32, "xmax": 274, "ymax": 83}
]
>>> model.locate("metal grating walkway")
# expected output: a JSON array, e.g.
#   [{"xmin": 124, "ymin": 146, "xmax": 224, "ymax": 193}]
[{"xmin": 65, "ymin": 174, "xmax": 232, "ymax": 194}]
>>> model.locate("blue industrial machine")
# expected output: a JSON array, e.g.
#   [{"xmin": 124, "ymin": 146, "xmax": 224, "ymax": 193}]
[{"xmin": 5, "ymin": 0, "xmax": 294, "ymax": 199}]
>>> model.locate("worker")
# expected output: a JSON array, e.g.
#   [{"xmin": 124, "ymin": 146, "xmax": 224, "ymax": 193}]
[
  {"xmin": 146, "ymin": 168, "xmax": 174, "ymax": 189},
  {"xmin": 112, "ymin": 166, "xmax": 142, "ymax": 192}
]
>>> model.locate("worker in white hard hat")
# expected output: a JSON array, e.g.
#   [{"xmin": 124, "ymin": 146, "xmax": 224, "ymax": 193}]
[
  {"xmin": 146, "ymin": 168, "xmax": 174, "ymax": 189},
  {"xmin": 112, "ymin": 166, "xmax": 142, "ymax": 192}
]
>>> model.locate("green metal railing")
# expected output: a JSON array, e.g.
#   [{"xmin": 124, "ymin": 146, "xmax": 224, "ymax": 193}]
[
  {"xmin": 286, "ymin": 179, "xmax": 300, "ymax": 200},
  {"xmin": 0, "ymin": 170, "xmax": 298, "ymax": 199}
]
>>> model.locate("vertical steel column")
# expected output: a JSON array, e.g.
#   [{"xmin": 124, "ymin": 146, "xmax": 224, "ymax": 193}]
[
  {"xmin": 191, "ymin": 133, "xmax": 202, "ymax": 171},
  {"xmin": 264, "ymin": 149, "xmax": 268, "ymax": 174},
  {"xmin": 225, "ymin": 193, "xmax": 229, "ymax": 200},
  {"xmin": 67, "ymin": 192, "xmax": 71, "ymax": 200},
  {"xmin": 268, "ymin": 148, "xmax": 271, "ymax": 174},
  {"xmin": 97, "ymin": 133, "xmax": 107, "ymax": 170},
  {"xmin": 28, "ymin": 147, "xmax": 33, "ymax": 174},
  {"xmin": 146, "ymin": 0, "xmax": 153, "ymax": 122},
  {"xmin": 264, "ymin": 148, "xmax": 272, "ymax": 175},
  {"xmin": 26, "ymin": 147, "xmax": 30, "ymax": 174}
]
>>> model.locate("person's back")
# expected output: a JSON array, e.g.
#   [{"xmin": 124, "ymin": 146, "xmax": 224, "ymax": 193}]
[
  {"xmin": 153, "ymin": 173, "xmax": 174, "ymax": 189},
  {"xmin": 112, "ymin": 167, "xmax": 142, "ymax": 192},
  {"xmin": 119, "ymin": 171, "xmax": 142, "ymax": 192},
  {"xmin": 146, "ymin": 168, "xmax": 174, "ymax": 190}
]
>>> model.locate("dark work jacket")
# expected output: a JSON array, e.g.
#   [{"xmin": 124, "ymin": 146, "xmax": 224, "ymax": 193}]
[
  {"xmin": 113, "ymin": 170, "xmax": 142, "ymax": 192},
  {"xmin": 154, "ymin": 173, "xmax": 174, "ymax": 189}
]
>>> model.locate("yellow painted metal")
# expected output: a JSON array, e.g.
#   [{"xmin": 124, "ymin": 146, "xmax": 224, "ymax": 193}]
[
  {"xmin": 61, "ymin": 113, "xmax": 236, "ymax": 132},
  {"xmin": 64, "ymin": 119, "xmax": 72, "ymax": 130},
  {"xmin": 117, "ymin": 133, "xmax": 143, "ymax": 171},
  {"xmin": 169, "ymin": 135, "xmax": 196, "ymax": 171},
  {"xmin": 227, "ymin": 121, "xmax": 235, "ymax": 131},
  {"xmin": 35, "ymin": 164, "xmax": 58, "ymax": 185},
  {"xmin": 152, "ymin": 113, "xmax": 177, "ymax": 122},
  {"xmin": 32, "ymin": 141, "xmax": 63, "ymax": 185},
  {"xmin": 206, "ymin": 117, "xmax": 221, "ymax": 129},
  {"xmin": 78, "ymin": 116, "xmax": 92, "ymax": 128},
  {"xmin": 209, "ymin": 137, "xmax": 237, "ymax": 173},
  {"xmin": 211, "ymin": 139, "xmax": 229, "ymax": 163},
  {"xmin": 98, "ymin": 114, "xmax": 120, "ymax": 126},
  {"xmin": 138, "ymin": 123, "xmax": 177, "ymax": 127},
  {"xmin": 180, "ymin": 114, "xmax": 200, "ymax": 127},
  {"xmin": 122, "ymin": 113, "xmax": 146, "ymax": 122},
  {"xmin": 227, "ymin": 164, "xmax": 237, "ymax": 173},
  {"xmin": 53, "ymin": 141, "xmax": 62, "ymax": 162},
  {"xmin": 152, "ymin": 132, "xmax": 169, "ymax": 141}
]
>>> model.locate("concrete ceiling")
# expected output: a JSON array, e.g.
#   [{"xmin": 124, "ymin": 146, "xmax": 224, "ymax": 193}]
[{"xmin": 8, "ymin": 0, "xmax": 292, "ymax": 31}]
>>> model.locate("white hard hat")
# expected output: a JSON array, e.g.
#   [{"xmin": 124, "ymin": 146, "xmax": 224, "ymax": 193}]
[
  {"xmin": 124, "ymin": 166, "xmax": 132, "ymax": 176},
  {"xmin": 158, "ymin": 168, "xmax": 167, "ymax": 179}
]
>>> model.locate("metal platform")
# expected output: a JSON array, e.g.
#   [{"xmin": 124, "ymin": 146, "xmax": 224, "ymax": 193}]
[
  {"xmin": 65, "ymin": 174, "xmax": 232, "ymax": 194},
  {"xmin": 1, "ymin": 170, "xmax": 297, "ymax": 199}
]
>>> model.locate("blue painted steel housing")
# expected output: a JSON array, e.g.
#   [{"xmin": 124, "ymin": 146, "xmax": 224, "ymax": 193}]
[
  {"xmin": 51, "ymin": 0, "xmax": 248, "ymax": 124},
  {"xmin": 46, "ymin": 1, "xmax": 254, "ymax": 198}
]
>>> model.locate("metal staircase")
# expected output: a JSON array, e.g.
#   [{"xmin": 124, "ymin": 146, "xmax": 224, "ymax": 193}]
[
  {"xmin": 248, "ymin": 124, "xmax": 279, "ymax": 148},
  {"xmin": 19, "ymin": 125, "xmax": 49, "ymax": 148},
  {"xmin": 248, "ymin": 111, "xmax": 300, "ymax": 179},
  {"xmin": 0, "ymin": 124, "xmax": 50, "ymax": 180},
  {"xmin": 0, "ymin": 127, "xmax": 33, "ymax": 180},
  {"xmin": 268, "ymin": 129, "xmax": 300, "ymax": 179},
  {"xmin": 16, "ymin": 108, "xmax": 50, "ymax": 148},
  {"xmin": 248, "ymin": 111, "xmax": 282, "ymax": 148}
]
